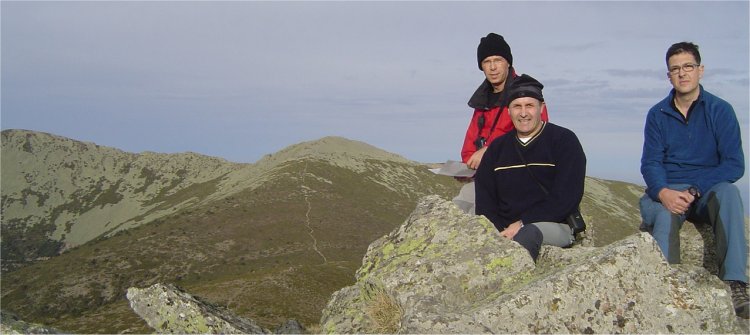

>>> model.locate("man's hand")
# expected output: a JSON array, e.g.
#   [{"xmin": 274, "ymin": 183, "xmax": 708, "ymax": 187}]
[
  {"xmin": 467, "ymin": 146, "xmax": 488, "ymax": 169},
  {"xmin": 500, "ymin": 221, "xmax": 523, "ymax": 240},
  {"xmin": 658, "ymin": 188, "xmax": 696, "ymax": 215}
]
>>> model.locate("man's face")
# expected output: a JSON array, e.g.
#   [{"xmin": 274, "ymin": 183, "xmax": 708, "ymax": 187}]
[
  {"xmin": 481, "ymin": 55, "xmax": 510, "ymax": 91},
  {"xmin": 509, "ymin": 97, "xmax": 544, "ymax": 138},
  {"xmin": 667, "ymin": 52, "xmax": 703, "ymax": 96}
]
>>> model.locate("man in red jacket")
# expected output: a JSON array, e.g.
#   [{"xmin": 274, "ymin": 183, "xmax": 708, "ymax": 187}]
[{"xmin": 453, "ymin": 33, "xmax": 549, "ymax": 213}]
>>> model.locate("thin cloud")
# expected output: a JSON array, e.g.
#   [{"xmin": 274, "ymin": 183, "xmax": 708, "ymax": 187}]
[
  {"xmin": 554, "ymin": 41, "xmax": 608, "ymax": 52},
  {"xmin": 604, "ymin": 69, "xmax": 665, "ymax": 80}
]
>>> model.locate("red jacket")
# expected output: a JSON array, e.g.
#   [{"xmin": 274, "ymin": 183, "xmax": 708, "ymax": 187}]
[{"xmin": 461, "ymin": 71, "xmax": 549, "ymax": 163}]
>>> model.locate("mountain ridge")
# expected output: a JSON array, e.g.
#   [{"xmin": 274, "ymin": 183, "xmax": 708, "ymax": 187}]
[
  {"xmin": 1, "ymin": 130, "xmax": 431, "ymax": 269},
  {"xmin": 2, "ymin": 129, "xmax": 243, "ymax": 266},
  {"xmin": 1, "ymin": 129, "xmax": 462, "ymax": 332}
]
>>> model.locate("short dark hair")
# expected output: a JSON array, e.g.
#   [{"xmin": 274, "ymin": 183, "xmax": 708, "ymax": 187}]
[{"xmin": 666, "ymin": 42, "xmax": 701, "ymax": 66}]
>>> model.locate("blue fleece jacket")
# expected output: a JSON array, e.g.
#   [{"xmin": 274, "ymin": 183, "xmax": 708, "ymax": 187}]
[{"xmin": 641, "ymin": 85, "xmax": 745, "ymax": 201}]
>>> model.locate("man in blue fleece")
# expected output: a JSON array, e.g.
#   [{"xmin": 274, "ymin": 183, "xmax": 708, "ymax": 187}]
[
  {"xmin": 475, "ymin": 74, "xmax": 586, "ymax": 262},
  {"xmin": 639, "ymin": 41, "xmax": 748, "ymax": 319}
]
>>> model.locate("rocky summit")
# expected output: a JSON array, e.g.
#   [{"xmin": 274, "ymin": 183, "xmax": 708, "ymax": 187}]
[{"xmin": 320, "ymin": 195, "xmax": 746, "ymax": 334}]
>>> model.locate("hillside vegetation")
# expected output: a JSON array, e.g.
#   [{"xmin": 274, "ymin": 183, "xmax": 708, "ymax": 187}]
[
  {"xmin": 1, "ymin": 130, "xmax": 651, "ymax": 333},
  {"xmin": 1, "ymin": 130, "xmax": 460, "ymax": 332}
]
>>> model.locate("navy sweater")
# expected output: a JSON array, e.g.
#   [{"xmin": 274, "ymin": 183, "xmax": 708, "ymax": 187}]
[{"xmin": 475, "ymin": 122, "xmax": 587, "ymax": 231}]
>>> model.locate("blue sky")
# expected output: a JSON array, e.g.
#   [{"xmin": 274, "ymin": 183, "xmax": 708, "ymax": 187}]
[{"xmin": 2, "ymin": 1, "xmax": 748, "ymax": 206}]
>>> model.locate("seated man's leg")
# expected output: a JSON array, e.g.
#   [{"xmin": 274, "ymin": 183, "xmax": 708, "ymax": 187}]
[
  {"xmin": 691, "ymin": 182, "xmax": 749, "ymax": 319},
  {"xmin": 513, "ymin": 224, "xmax": 543, "ymax": 261},
  {"xmin": 691, "ymin": 182, "xmax": 748, "ymax": 283},
  {"xmin": 513, "ymin": 222, "xmax": 573, "ymax": 262},
  {"xmin": 640, "ymin": 193, "xmax": 685, "ymax": 263},
  {"xmin": 531, "ymin": 222, "xmax": 574, "ymax": 248}
]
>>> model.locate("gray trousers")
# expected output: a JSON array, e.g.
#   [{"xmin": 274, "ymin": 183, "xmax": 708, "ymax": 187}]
[
  {"xmin": 452, "ymin": 181, "xmax": 476, "ymax": 214},
  {"xmin": 530, "ymin": 221, "xmax": 575, "ymax": 248},
  {"xmin": 640, "ymin": 182, "xmax": 747, "ymax": 282},
  {"xmin": 514, "ymin": 221, "xmax": 574, "ymax": 261}
]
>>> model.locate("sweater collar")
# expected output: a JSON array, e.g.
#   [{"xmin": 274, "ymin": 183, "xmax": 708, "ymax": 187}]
[
  {"xmin": 664, "ymin": 84, "xmax": 704, "ymax": 120},
  {"xmin": 516, "ymin": 122, "xmax": 547, "ymax": 147}
]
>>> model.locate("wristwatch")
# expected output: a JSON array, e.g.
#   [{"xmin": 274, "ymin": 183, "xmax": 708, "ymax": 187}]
[{"xmin": 687, "ymin": 186, "xmax": 700, "ymax": 198}]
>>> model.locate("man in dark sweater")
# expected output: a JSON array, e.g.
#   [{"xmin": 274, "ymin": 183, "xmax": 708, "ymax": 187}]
[{"xmin": 475, "ymin": 74, "xmax": 587, "ymax": 261}]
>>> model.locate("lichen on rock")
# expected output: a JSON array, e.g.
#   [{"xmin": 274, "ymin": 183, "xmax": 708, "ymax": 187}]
[
  {"xmin": 126, "ymin": 283, "xmax": 269, "ymax": 334},
  {"xmin": 320, "ymin": 195, "xmax": 746, "ymax": 334}
]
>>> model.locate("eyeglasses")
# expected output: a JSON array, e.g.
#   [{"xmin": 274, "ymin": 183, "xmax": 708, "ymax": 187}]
[{"xmin": 668, "ymin": 63, "xmax": 700, "ymax": 76}]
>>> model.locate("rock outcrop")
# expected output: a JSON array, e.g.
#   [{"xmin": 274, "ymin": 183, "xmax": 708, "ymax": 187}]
[
  {"xmin": 126, "ymin": 284, "xmax": 309, "ymax": 334},
  {"xmin": 0, "ymin": 310, "xmax": 62, "ymax": 334},
  {"xmin": 127, "ymin": 283, "xmax": 270, "ymax": 334},
  {"xmin": 119, "ymin": 195, "xmax": 746, "ymax": 334},
  {"xmin": 319, "ymin": 195, "xmax": 745, "ymax": 333}
]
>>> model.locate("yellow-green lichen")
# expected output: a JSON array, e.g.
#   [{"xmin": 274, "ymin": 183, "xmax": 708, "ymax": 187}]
[
  {"xmin": 448, "ymin": 229, "xmax": 460, "ymax": 241},
  {"xmin": 396, "ymin": 237, "xmax": 427, "ymax": 255},
  {"xmin": 382, "ymin": 242, "xmax": 395, "ymax": 256},
  {"xmin": 168, "ymin": 312, "xmax": 210, "ymax": 333},
  {"xmin": 460, "ymin": 275, "xmax": 470, "ymax": 292},
  {"xmin": 325, "ymin": 323, "xmax": 336, "ymax": 334},
  {"xmin": 476, "ymin": 216, "xmax": 497, "ymax": 234},
  {"xmin": 497, "ymin": 270, "xmax": 536, "ymax": 295},
  {"xmin": 485, "ymin": 257, "xmax": 513, "ymax": 271}
]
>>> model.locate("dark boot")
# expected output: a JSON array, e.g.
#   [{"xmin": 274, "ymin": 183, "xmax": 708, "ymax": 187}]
[{"xmin": 726, "ymin": 280, "xmax": 749, "ymax": 319}]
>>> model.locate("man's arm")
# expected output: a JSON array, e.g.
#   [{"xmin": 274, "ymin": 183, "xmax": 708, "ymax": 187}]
[
  {"xmin": 640, "ymin": 110, "xmax": 670, "ymax": 201},
  {"xmin": 693, "ymin": 103, "xmax": 745, "ymax": 193},
  {"xmin": 466, "ymin": 147, "xmax": 487, "ymax": 170},
  {"xmin": 461, "ymin": 111, "xmax": 482, "ymax": 163}
]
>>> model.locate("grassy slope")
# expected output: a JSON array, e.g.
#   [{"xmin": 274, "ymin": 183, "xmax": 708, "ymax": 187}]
[
  {"xmin": 1, "ymin": 159, "xmax": 459, "ymax": 333},
  {"xmin": 580, "ymin": 177, "xmax": 644, "ymax": 247}
]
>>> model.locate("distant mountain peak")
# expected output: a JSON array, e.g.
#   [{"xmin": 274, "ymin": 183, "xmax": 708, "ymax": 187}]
[{"xmin": 255, "ymin": 136, "xmax": 414, "ymax": 172}]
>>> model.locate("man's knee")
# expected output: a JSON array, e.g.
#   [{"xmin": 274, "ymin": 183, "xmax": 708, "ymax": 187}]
[
  {"xmin": 514, "ymin": 224, "xmax": 543, "ymax": 262},
  {"xmin": 640, "ymin": 195, "xmax": 683, "ymax": 263},
  {"xmin": 702, "ymin": 182, "xmax": 744, "ymax": 228},
  {"xmin": 708, "ymin": 182, "xmax": 742, "ymax": 203}
]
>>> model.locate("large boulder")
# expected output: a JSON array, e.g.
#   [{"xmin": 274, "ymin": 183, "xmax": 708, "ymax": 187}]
[
  {"xmin": 0, "ymin": 310, "xmax": 62, "ymax": 334},
  {"xmin": 320, "ymin": 195, "xmax": 745, "ymax": 333},
  {"xmin": 125, "ymin": 283, "xmax": 309, "ymax": 334},
  {"xmin": 126, "ymin": 283, "xmax": 269, "ymax": 334}
]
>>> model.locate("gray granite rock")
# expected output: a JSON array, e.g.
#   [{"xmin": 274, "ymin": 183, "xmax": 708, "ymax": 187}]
[
  {"xmin": 126, "ymin": 283, "xmax": 269, "ymax": 334},
  {"xmin": 320, "ymin": 195, "xmax": 745, "ymax": 333}
]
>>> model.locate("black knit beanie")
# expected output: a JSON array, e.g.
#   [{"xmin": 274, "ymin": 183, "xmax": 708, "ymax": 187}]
[
  {"xmin": 477, "ymin": 33, "xmax": 513, "ymax": 70},
  {"xmin": 506, "ymin": 74, "xmax": 544, "ymax": 106}
]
